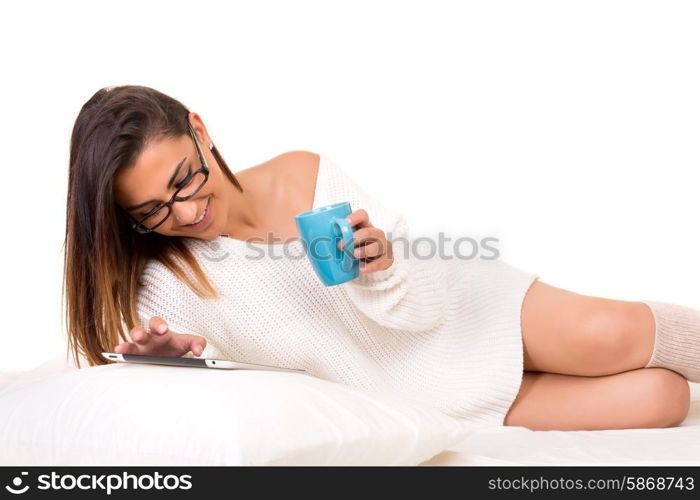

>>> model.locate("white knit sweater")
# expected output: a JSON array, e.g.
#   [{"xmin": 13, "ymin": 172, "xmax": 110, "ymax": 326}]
[{"xmin": 135, "ymin": 154, "xmax": 540, "ymax": 427}]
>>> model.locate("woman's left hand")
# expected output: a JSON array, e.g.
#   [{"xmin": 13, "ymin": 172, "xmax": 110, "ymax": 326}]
[{"xmin": 338, "ymin": 209, "xmax": 394, "ymax": 274}]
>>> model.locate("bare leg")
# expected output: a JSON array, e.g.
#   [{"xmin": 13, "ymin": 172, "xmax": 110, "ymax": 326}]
[
  {"xmin": 521, "ymin": 279, "xmax": 657, "ymax": 376},
  {"xmin": 504, "ymin": 368, "xmax": 690, "ymax": 431}
]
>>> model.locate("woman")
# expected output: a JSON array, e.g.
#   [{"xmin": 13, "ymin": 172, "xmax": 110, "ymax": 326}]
[{"xmin": 64, "ymin": 85, "xmax": 694, "ymax": 432}]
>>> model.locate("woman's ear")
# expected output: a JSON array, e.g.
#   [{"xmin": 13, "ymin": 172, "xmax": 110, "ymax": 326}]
[{"xmin": 188, "ymin": 111, "xmax": 213, "ymax": 147}]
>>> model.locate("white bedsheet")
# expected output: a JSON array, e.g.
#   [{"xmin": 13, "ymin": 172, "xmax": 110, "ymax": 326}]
[
  {"xmin": 419, "ymin": 382, "xmax": 700, "ymax": 466},
  {"xmin": 3, "ymin": 355, "xmax": 700, "ymax": 466}
]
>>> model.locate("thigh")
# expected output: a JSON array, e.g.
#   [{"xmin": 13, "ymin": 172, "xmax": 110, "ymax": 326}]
[
  {"xmin": 520, "ymin": 279, "xmax": 656, "ymax": 376},
  {"xmin": 504, "ymin": 368, "xmax": 690, "ymax": 431}
]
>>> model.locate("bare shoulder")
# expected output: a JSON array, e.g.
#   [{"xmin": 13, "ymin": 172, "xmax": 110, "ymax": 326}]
[
  {"xmin": 268, "ymin": 150, "xmax": 320, "ymax": 180},
  {"xmin": 268, "ymin": 150, "xmax": 320, "ymax": 197}
]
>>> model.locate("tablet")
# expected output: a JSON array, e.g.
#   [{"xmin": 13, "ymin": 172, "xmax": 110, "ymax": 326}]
[{"xmin": 101, "ymin": 352, "xmax": 306, "ymax": 373}]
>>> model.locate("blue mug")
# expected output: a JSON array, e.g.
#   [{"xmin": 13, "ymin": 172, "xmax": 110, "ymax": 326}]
[{"xmin": 294, "ymin": 202, "xmax": 359, "ymax": 286}]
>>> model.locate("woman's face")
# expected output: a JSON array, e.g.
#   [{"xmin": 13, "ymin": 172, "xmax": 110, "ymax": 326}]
[{"xmin": 114, "ymin": 113, "xmax": 232, "ymax": 240}]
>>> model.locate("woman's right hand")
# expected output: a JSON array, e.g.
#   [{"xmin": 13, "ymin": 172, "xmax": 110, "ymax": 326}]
[{"xmin": 114, "ymin": 316, "xmax": 207, "ymax": 357}]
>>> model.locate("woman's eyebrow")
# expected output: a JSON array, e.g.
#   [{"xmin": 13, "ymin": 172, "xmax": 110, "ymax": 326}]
[{"xmin": 126, "ymin": 157, "xmax": 188, "ymax": 211}]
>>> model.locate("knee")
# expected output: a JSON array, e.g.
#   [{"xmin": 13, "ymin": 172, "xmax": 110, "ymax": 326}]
[
  {"xmin": 571, "ymin": 303, "xmax": 639, "ymax": 363},
  {"xmin": 642, "ymin": 368, "xmax": 691, "ymax": 428}
]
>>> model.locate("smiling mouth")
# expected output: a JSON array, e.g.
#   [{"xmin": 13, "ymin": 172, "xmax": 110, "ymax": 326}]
[{"xmin": 189, "ymin": 206, "xmax": 206, "ymax": 225}]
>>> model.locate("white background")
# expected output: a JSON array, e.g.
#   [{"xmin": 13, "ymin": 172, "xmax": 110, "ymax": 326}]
[{"xmin": 1, "ymin": 0, "xmax": 698, "ymax": 371}]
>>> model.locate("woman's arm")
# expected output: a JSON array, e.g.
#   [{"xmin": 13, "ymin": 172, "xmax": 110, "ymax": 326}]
[
  {"xmin": 122, "ymin": 260, "xmax": 217, "ymax": 358},
  {"xmin": 322, "ymin": 156, "xmax": 450, "ymax": 332}
]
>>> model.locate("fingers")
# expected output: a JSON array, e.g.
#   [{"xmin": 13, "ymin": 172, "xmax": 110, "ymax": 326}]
[
  {"xmin": 110, "ymin": 319, "xmax": 207, "ymax": 359},
  {"xmin": 111, "ymin": 327, "xmax": 151, "ymax": 355},
  {"xmin": 112, "ymin": 318, "xmax": 171, "ymax": 354},
  {"xmin": 130, "ymin": 326, "xmax": 149, "ymax": 344},
  {"xmin": 358, "ymin": 257, "xmax": 393, "ymax": 274},
  {"xmin": 357, "ymin": 238, "xmax": 394, "ymax": 273},
  {"xmin": 191, "ymin": 338, "xmax": 206, "ymax": 357},
  {"xmin": 352, "ymin": 240, "xmax": 383, "ymax": 260},
  {"xmin": 174, "ymin": 334, "xmax": 207, "ymax": 357},
  {"xmin": 346, "ymin": 209, "xmax": 372, "ymax": 229},
  {"xmin": 148, "ymin": 316, "xmax": 170, "ymax": 336},
  {"xmin": 338, "ymin": 227, "xmax": 387, "ymax": 255},
  {"xmin": 132, "ymin": 317, "xmax": 171, "ymax": 346},
  {"xmin": 114, "ymin": 341, "xmax": 137, "ymax": 355}
]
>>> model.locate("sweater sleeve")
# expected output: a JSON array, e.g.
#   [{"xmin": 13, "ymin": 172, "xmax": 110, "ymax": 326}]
[
  {"xmin": 135, "ymin": 259, "xmax": 221, "ymax": 359},
  {"xmin": 322, "ymin": 156, "xmax": 450, "ymax": 332}
]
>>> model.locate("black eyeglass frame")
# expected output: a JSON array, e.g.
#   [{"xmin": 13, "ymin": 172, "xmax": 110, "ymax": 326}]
[{"xmin": 125, "ymin": 122, "xmax": 210, "ymax": 234}]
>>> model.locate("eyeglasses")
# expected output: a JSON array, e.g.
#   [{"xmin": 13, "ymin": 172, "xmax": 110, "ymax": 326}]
[{"xmin": 125, "ymin": 122, "xmax": 210, "ymax": 234}]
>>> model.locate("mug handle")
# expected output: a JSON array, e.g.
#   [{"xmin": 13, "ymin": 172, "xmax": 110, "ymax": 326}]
[{"xmin": 331, "ymin": 216, "xmax": 355, "ymax": 273}]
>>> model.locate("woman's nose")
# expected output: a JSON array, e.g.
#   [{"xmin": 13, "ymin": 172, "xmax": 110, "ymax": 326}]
[{"xmin": 171, "ymin": 200, "xmax": 199, "ymax": 225}]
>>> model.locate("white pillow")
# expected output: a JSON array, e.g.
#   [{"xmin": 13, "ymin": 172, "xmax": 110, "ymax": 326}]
[{"xmin": 0, "ymin": 362, "xmax": 468, "ymax": 465}]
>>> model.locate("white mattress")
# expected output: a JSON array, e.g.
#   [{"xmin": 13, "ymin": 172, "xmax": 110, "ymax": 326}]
[
  {"xmin": 3, "ymin": 356, "xmax": 700, "ymax": 466},
  {"xmin": 419, "ymin": 382, "xmax": 700, "ymax": 466}
]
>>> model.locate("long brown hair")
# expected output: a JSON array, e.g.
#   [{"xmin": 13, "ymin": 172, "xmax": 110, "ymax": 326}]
[{"xmin": 63, "ymin": 85, "xmax": 243, "ymax": 368}]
